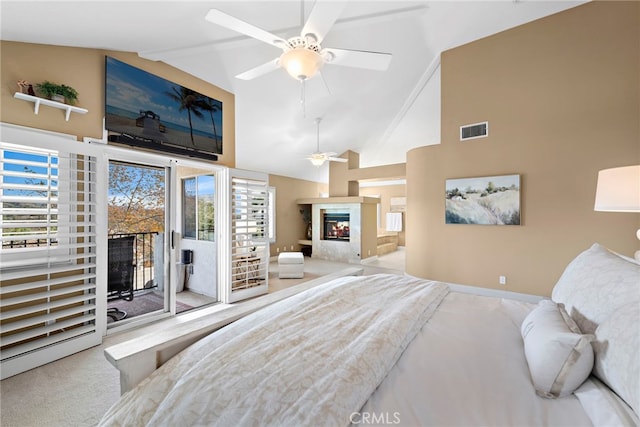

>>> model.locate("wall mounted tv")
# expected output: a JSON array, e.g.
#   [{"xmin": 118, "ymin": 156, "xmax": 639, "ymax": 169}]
[{"xmin": 105, "ymin": 56, "xmax": 223, "ymax": 161}]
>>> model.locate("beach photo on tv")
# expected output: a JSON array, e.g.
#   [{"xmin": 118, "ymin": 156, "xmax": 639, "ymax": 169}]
[{"xmin": 105, "ymin": 56, "xmax": 223, "ymax": 156}]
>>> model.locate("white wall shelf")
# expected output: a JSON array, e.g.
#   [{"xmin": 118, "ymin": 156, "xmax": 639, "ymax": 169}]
[{"xmin": 14, "ymin": 92, "xmax": 88, "ymax": 121}]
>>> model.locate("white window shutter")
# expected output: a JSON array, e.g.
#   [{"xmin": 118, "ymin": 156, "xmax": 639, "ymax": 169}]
[
  {"xmin": 219, "ymin": 169, "xmax": 269, "ymax": 303},
  {"xmin": 0, "ymin": 126, "xmax": 104, "ymax": 379}
]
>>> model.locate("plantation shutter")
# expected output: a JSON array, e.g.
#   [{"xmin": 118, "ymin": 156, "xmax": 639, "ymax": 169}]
[
  {"xmin": 0, "ymin": 127, "xmax": 104, "ymax": 379},
  {"xmin": 226, "ymin": 170, "xmax": 269, "ymax": 303}
]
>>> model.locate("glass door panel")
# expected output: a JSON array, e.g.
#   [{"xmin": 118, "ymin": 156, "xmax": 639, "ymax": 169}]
[
  {"xmin": 107, "ymin": 160, "xmax": 167, "ymax": 326},
  {"xmin": 175, "ymin": 167, "xmax": 218, "ymax": 311}
]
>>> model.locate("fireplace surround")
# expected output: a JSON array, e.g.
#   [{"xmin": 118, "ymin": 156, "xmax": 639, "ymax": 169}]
[{"xmin": 296, "ymin": 196, "xmax": 378, "ymax": 264}]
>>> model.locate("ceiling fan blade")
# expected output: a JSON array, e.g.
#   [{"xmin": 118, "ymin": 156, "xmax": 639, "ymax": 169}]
[
  {"xmin": 235, "ymin": 58, "xmax": 281, "ymax": 80},
  {"xmin": 205, "ymin": 9, "xmax": 288, "ymax": 49},
  {"xmin": 327, "ymin": 157, "xmax": 348, "ymax": 163},
  {"xmin": 301, "ymin": 1, "xmax": 347, "ymax": 43},
  {"xmin": 324, "ymin": 47, "xmax": 392, "ymax": 71}
]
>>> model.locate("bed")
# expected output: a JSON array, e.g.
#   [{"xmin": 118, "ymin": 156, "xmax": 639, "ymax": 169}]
[{"xmin": 99, "ymin": 243, "xmax": 639, "ymax": 426}]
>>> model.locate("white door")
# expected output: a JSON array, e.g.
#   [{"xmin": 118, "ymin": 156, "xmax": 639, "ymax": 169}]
[
  {"xmin": 0, "ymin": 123, "xmax": 105, "ymax": 379},
  {"xmin": 220, "ymin": 168, "xmax": 269, "ymax": 303},
  {"xmin": 177, "ymin": 171, "xmax": 217, "ymax": 301}
]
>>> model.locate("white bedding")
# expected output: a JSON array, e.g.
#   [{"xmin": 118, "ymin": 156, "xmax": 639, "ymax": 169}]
[
  {"xmin": 358, "ymin": 291, "xmax": 594, "ymax": 426},
  {"xmin": 100, "ymin": 274, "xmax": 449, "ymax": 426},
  {"xmin": 100, "ymin": 273, "xmax": 625, "ymax": 427}
]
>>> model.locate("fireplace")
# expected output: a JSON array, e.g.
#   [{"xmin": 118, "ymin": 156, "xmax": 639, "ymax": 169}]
[{"xmin": 323, "ymin": 212, "xmax": 350, "ymax": 241}]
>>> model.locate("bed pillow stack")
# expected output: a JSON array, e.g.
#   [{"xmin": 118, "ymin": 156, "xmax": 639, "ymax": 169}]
[
  {"xmin": 551, "ymin": 243, "xmax": 640, "ymax": 414},
  {"xmin": 521, "ymin": 299, "xmax": 594, "ymax": 398}
]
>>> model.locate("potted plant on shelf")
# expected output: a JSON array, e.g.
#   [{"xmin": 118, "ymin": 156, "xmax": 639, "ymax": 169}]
[{"xmin": 35, "ymin": 81, "xmax": 79, "ymax": 105}]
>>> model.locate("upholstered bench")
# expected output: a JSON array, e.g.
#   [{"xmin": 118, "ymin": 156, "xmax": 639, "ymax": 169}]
[{"xmin": 278, "ymin": 252, "xmax": 304, "ymax": 279}]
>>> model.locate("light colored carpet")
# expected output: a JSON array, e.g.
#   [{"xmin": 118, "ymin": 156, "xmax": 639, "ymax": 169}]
[
  {"xmin": 268, "ymin": 271, "xmax": 320, "ymax": 293},
  {"xmin": 0, "ymin": 336, "xmax": 122, "ymax": 427}
]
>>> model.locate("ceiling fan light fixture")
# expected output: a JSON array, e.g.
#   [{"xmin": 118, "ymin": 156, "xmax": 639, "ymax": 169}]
[
  {"xmin": 280, "ymin": 48, "xmax": 323, "ymax": 81},
  {"xmin": 309, "ymin": 153, "xmax": 326, "ymax": 167}
]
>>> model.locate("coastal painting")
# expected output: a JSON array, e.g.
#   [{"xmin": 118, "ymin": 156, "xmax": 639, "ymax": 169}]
[
  {"xmin": 105, "ymin": 56, "xmax": 223, "ymax": 157},
  {"xmin": 445, "ymin": 174, "xmax": 521, "ymax": 225}
]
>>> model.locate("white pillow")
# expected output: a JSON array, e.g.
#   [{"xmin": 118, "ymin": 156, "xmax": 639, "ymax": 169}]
[
  {"xmin": 521, "ymin": 300, "xmax": 594, "ymax": 398},
  {"xmin": 551, "ymin": 243, "xmax": 640, "ymax": 335},
  {"xmin": 592, "ymin": 302, "xmax": 640, "ymax": 415},
  {"xmin": 574, "ymin": 377, "xmax": 640, "ymax": 427}
]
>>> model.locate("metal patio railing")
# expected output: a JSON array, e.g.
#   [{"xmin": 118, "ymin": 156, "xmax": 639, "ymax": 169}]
[{"xmin": 108, "ymin": 232, "xmax": 159, "ymax": 293}]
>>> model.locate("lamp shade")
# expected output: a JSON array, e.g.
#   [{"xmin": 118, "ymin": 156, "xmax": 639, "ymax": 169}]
[
  {"xmin": 594, "ymin": 165, "xmax": 640, "ymax": 212},
  {"xmin": 280, "ymin": 48, "xmax": 323, "ymax": 81}
]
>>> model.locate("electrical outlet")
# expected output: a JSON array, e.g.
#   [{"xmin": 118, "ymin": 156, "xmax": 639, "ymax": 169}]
[
  {"xmin": 276, "ymin": 247, "xmax": 279, "ymax": 253},
  {"xmin": 499, "ymin": 276, "xmax": 506, "ymax": 285},
  {"xmin": 290, "ymin": 245, "xmax": 293, "ymax": 251}
]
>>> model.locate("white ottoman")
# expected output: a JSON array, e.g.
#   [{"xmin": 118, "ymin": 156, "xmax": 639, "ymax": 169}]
[{"xmin": 278, "ymin": 252, "xmax": 304, "ymax": 279}]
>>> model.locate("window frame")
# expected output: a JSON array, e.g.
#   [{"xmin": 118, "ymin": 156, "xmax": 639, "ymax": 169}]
[
  {"xmin": 268, "ymin": 186, "xmax": 276, "ymax": 243},
  {"xmin": 181, "ymin": 174, "xmax": 215, "ymax": 242},
  {"xmin": 0, "ymin": 145, "xmax": 72, "ymax": 269}
]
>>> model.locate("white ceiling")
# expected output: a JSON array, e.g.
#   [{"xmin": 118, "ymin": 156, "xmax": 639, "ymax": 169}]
[{"xmin": 1, "ymin": 0, "xmax": 585, "ymax": 182}]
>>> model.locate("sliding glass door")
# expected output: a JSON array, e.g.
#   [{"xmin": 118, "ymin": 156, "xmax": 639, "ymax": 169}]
[{"xmin": 107, "ymin": 160, "xmax": 168, "ymax": 327}]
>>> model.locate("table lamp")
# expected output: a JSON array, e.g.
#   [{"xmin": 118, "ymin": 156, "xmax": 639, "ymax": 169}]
[{"xmin": 594, "ymin": 165, "xmax": 640, "ymax": 261}]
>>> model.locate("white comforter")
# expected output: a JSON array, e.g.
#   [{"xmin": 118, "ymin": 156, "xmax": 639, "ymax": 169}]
[
  {"xmin": 100, "ymin": 274, "xmax": 449, "ymax": 426},
  {"xmin": 358, "ymin": 291, "xmax": 596, "ymax": 426}
]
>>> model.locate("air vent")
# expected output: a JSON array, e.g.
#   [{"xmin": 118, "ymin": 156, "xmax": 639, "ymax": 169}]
[{"xmin": 460, "ymin": 121, "xmax": 488, "ymax": 141}]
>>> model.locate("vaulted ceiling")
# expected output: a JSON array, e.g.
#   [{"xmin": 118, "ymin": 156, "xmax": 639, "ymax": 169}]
[{"xmin": 1, "ymin": 1, "xmax": 585, "ymax": 182}]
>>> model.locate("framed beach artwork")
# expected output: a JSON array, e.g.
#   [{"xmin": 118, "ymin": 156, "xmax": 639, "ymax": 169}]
[{"xmin": 445, "ymin": 174, "xmax": 521, "ymax": 225}]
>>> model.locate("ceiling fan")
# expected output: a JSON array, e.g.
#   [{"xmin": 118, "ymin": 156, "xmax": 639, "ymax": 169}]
[
  {"xmin": 307, "ymin": 118, "xmax": 348, "ymax": 166},
  {"xmin": 204, "ymin": 2, "xmax": 392, "ymax": 81}
]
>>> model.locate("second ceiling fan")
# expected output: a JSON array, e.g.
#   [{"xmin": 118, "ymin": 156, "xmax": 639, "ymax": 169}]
[
  {"xmin": 307, "ymin": 118, "xmax": 348, "ymax": 166},
  {"xmin": 205, "ymin": 1, "xmax": 392, "ymax": 81}
]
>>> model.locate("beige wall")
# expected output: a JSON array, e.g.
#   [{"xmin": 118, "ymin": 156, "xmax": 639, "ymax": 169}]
[
  {"xmin": 406, "ymin": 1, "xmax": 640, "ymax": 296},
  {"xmin": 329, "ymin": 151, "xmax": 406, "ymax": 197},
  {"xmin": 268, "ymin": 174, "xmax": 327, "ymax": 257},
  {"xmin": 1, "ymin": 41, "xmax": 236, "ymax": 167},
  {"xmin": 329, "ymin": 153, "xmax": 408, "ymax": 244},
  {"xmin": 329, "ymin": 150, "xmax": 361, "ymax": 196},
  {"xmin": 361, "ymin": 203, "xmax": 379, "ymax": 259}
]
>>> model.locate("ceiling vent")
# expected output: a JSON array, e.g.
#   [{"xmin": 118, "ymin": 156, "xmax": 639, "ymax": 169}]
[{"xmin": 460, "ymin": 121, "xmax": 488, "ymax": 141}]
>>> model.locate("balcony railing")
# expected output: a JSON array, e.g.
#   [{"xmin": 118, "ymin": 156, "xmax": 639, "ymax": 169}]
[{"xmin": 108, "ymin": 232, "xmax": 159, "ymax": 293}]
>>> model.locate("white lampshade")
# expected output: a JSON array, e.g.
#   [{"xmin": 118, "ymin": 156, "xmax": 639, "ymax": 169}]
[
  {"xmin": 280, "ymin": 48, "xmax": 323, "ymax": 81},
  {"xmin": 594, "ymin": 165, "xmax": 640, "ymax": 212}
]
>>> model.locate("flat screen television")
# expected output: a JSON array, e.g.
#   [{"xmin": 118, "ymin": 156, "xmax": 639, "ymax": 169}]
[{"xmin": 105, "ymin": 56, "xmax": 223, "ymax": 161}]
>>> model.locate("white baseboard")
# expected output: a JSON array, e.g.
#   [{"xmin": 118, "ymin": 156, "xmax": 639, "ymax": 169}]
[
  {"xmin": 446, "ymin": 282, "xmax": 544, "ymax": 303},
  {"xmin": 403, "ymin": 273, "xmax": 543, "ymax": 303}
]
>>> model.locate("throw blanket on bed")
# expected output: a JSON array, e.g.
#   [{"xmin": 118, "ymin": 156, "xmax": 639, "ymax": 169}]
[{"xmin": 100, "ymin": 274, "xmax": 449, "ymax": 427}]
